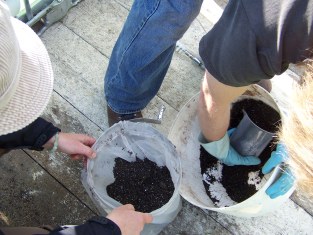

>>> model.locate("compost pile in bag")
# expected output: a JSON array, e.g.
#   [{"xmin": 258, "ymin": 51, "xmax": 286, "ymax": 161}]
[
  {"xmin": 83, "ymin": 121, "xmax": 181, "ymax": 220},
  {"xmin": 107, "ymin": 157, "xmax": 174, "ymax": 213},
  {"xmin": 200, "ymin": 98, "xmax": 281, "ymax": 206}
]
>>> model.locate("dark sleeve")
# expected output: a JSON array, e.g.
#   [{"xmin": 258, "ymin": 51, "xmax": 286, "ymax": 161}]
[
  {"xmin": 199, "ymin": 0, "xmax": 313, "ymax": 87},
  {"xmin": 0, "ymin": 117, "xmax": 60, "ymax": 151},
  {"xmin": 49, "ymin": 216, "xmax": 121, "ymax": 235}
]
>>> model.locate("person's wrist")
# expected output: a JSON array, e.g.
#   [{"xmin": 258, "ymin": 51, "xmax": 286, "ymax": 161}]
[
  {"xmin": 43, "ymin": 136, "xmax": 55, "ymax": 149},
  {"xmin": 200, "ymin": 132, "xmax": 229, "ymax": 160},
  {"xmin": 43, "ymin": 132, "xmax": 60, "ymax": 151},
  {"xmin": 104, "ymin": 216, "xmax": 122, "ymax": 235}
]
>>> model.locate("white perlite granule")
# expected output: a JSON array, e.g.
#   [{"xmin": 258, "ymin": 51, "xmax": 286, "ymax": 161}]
[
  {"xmin": 248, "ymin": 170, "xmax": 267, "ymax": 190},
  {"xmin": 203, "ymin": 162, "xmax": 236, "ymax": 207},
  {"xmin": 203, "ymin": 163, "xmax": 268, "ymax": 207}
]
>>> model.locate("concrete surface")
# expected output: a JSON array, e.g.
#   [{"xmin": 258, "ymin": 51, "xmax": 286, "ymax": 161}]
[{"xmin": 0, "ymin": 0, "xmax": 312, "ymax": 234}]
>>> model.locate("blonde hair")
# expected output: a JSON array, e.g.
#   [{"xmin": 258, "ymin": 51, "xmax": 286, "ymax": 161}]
[{"xmin": 279, "ymin": 60, "xmax": 313, "ymax": 198}]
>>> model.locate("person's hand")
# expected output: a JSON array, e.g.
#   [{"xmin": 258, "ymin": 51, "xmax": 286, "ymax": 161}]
[
  {"xmin": 199, "ymin": 129, "xmax": 261, "ymax": 166},
  {"xmin": 262, "ymin": 143, "xmax": 295, "ymax": 199},
  {"xmin": 44, "ymin": 132, "xmax": 96, "ymax": 160},
  {"xmin": 106, "ymin": 204, "xmax": 153, "ymax": 235}
]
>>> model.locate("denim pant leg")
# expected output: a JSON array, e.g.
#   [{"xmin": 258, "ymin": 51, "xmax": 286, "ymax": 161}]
[{"xmin": 105, "ymin": 0, "xmax": 203, "ymax": 114}]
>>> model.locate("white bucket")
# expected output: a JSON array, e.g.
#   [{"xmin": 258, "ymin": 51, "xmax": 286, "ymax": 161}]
[
  {"xmin": 82, "ymin": 121, "xmax": 182, "ymax": 234},
  {"xmin": 168, "ymin": 84, "xmax": 295, "ymax": 217}
]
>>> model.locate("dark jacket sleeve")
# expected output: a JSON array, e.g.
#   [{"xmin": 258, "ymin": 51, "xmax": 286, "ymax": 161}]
[
  {"xmin": 49, "ymin": 216, "xmax": 121, "ymax": 235},
  {"xmin": 0, "ymin": 117, "xmax": 60, "ymax": 151},
  {"xmin": 199, "ymin": 0, "xmax": 313, "ymax": 86}
]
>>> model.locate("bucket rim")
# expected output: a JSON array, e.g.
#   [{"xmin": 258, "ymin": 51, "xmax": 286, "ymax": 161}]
[
  {"xmin": 168, "ymin": 84, "xmax": 294, "ymax": 217},
  {"xmin": 86, "ymin": 121, "xmax": 183, "ymax": 216}
]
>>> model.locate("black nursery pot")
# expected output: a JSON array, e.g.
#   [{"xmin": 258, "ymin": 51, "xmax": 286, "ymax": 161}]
[{"xmin": 229, "ymin": 110, "xmax": 276, "ymax": 157}]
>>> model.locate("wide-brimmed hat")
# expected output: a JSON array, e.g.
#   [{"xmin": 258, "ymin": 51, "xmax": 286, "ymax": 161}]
[{"xmin": 0, "ymin": 1, "xmax": 53, "ymax": 135}]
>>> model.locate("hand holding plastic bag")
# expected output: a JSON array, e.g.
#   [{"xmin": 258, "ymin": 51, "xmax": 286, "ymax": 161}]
[
  {"xmin": 199, "ymin": 129, "xmax": 261, "ymax": 166},
  {"xmin": 107, "ymin": 204, "xmax": 153, "ymax": 235},
  {"xmin": 262, "ymin": 143, "xmax": 295, "ymax": 199}
]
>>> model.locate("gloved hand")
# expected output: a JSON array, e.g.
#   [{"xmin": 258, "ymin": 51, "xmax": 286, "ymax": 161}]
[
  {"xmin": 262, "ymin": 143, "xmax": 295, "ymax": 199},
  {"xmin": 199, "ymin": 129, "xmax": 261, "ymax": 166}
]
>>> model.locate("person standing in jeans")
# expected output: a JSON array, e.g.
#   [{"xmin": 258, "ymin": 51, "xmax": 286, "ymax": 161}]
[
  {"xmin": 104, "ymin": 0, "xmax": 313, "ymax": 199},
  {"xmin": 0, "ymin": 1, "xmax": 152, "ymax": 234}
]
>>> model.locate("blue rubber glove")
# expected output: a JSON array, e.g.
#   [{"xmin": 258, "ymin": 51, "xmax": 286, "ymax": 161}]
[
  {"xmin": 262, "ymin": 143, "xmax": 295, "ymax": 199},
  {"xmin": 199, "ymin": 129, "xmax": 261, "ymax": 166}
]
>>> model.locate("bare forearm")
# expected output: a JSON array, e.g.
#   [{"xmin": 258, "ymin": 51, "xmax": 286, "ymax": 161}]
[
  {"xmin": 198, "ymin": 70, "xmax": 248, "ymax": 142},
  {"xmin": 198, "ymin": 84, "xmax": 230, "ymax": 142}
]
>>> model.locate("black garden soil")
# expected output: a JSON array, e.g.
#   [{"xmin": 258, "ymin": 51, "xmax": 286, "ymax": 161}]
[
  {"xmin": 107, "ymin": 157, "xmax": 174, "ymax": 213},
  {"xmin": 200, "ymin": 98, "xmax": 281, "ymax": 205}
]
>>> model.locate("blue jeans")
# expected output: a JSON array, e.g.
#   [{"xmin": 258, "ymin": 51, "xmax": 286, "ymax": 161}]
[{"xmin": 104, "ymin": 0, "xmax": 203, "ymax": 114}]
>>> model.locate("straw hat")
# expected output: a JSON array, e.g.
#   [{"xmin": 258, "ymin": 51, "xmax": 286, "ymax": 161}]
[{"xmin": 0, "ymin": 1, "xmax": 53, "ymax": 135}]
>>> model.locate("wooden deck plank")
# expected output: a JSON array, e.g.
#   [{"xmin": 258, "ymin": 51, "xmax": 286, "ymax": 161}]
[
  {"xmin": 41, "ymin": 23, "xmax": 108, "ymax": 128},
  {"xmin": 0, "ymin": 150, "xmax": 95, "ymax": 226},
  {"xmin": 62, "ymin": 0, "xmax": 129, "ymax": 57},
  {"xmin": 161, "ymin": 200, "xmax": 232, "ymax": 235}
]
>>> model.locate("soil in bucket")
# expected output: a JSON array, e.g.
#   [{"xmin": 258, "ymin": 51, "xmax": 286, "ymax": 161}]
[
  {"xmin": 200, "ymin": 98, "xmax": 281, "ymax": 207},
  {"xmin": 107, "ymin": 157, "xmax": 175, "ymax": 213}
]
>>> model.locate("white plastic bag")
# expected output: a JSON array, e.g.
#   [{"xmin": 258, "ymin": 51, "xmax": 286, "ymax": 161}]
[{"xmin": 82, "ymin": 121, "xmax": 182, "ymax": 234}]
